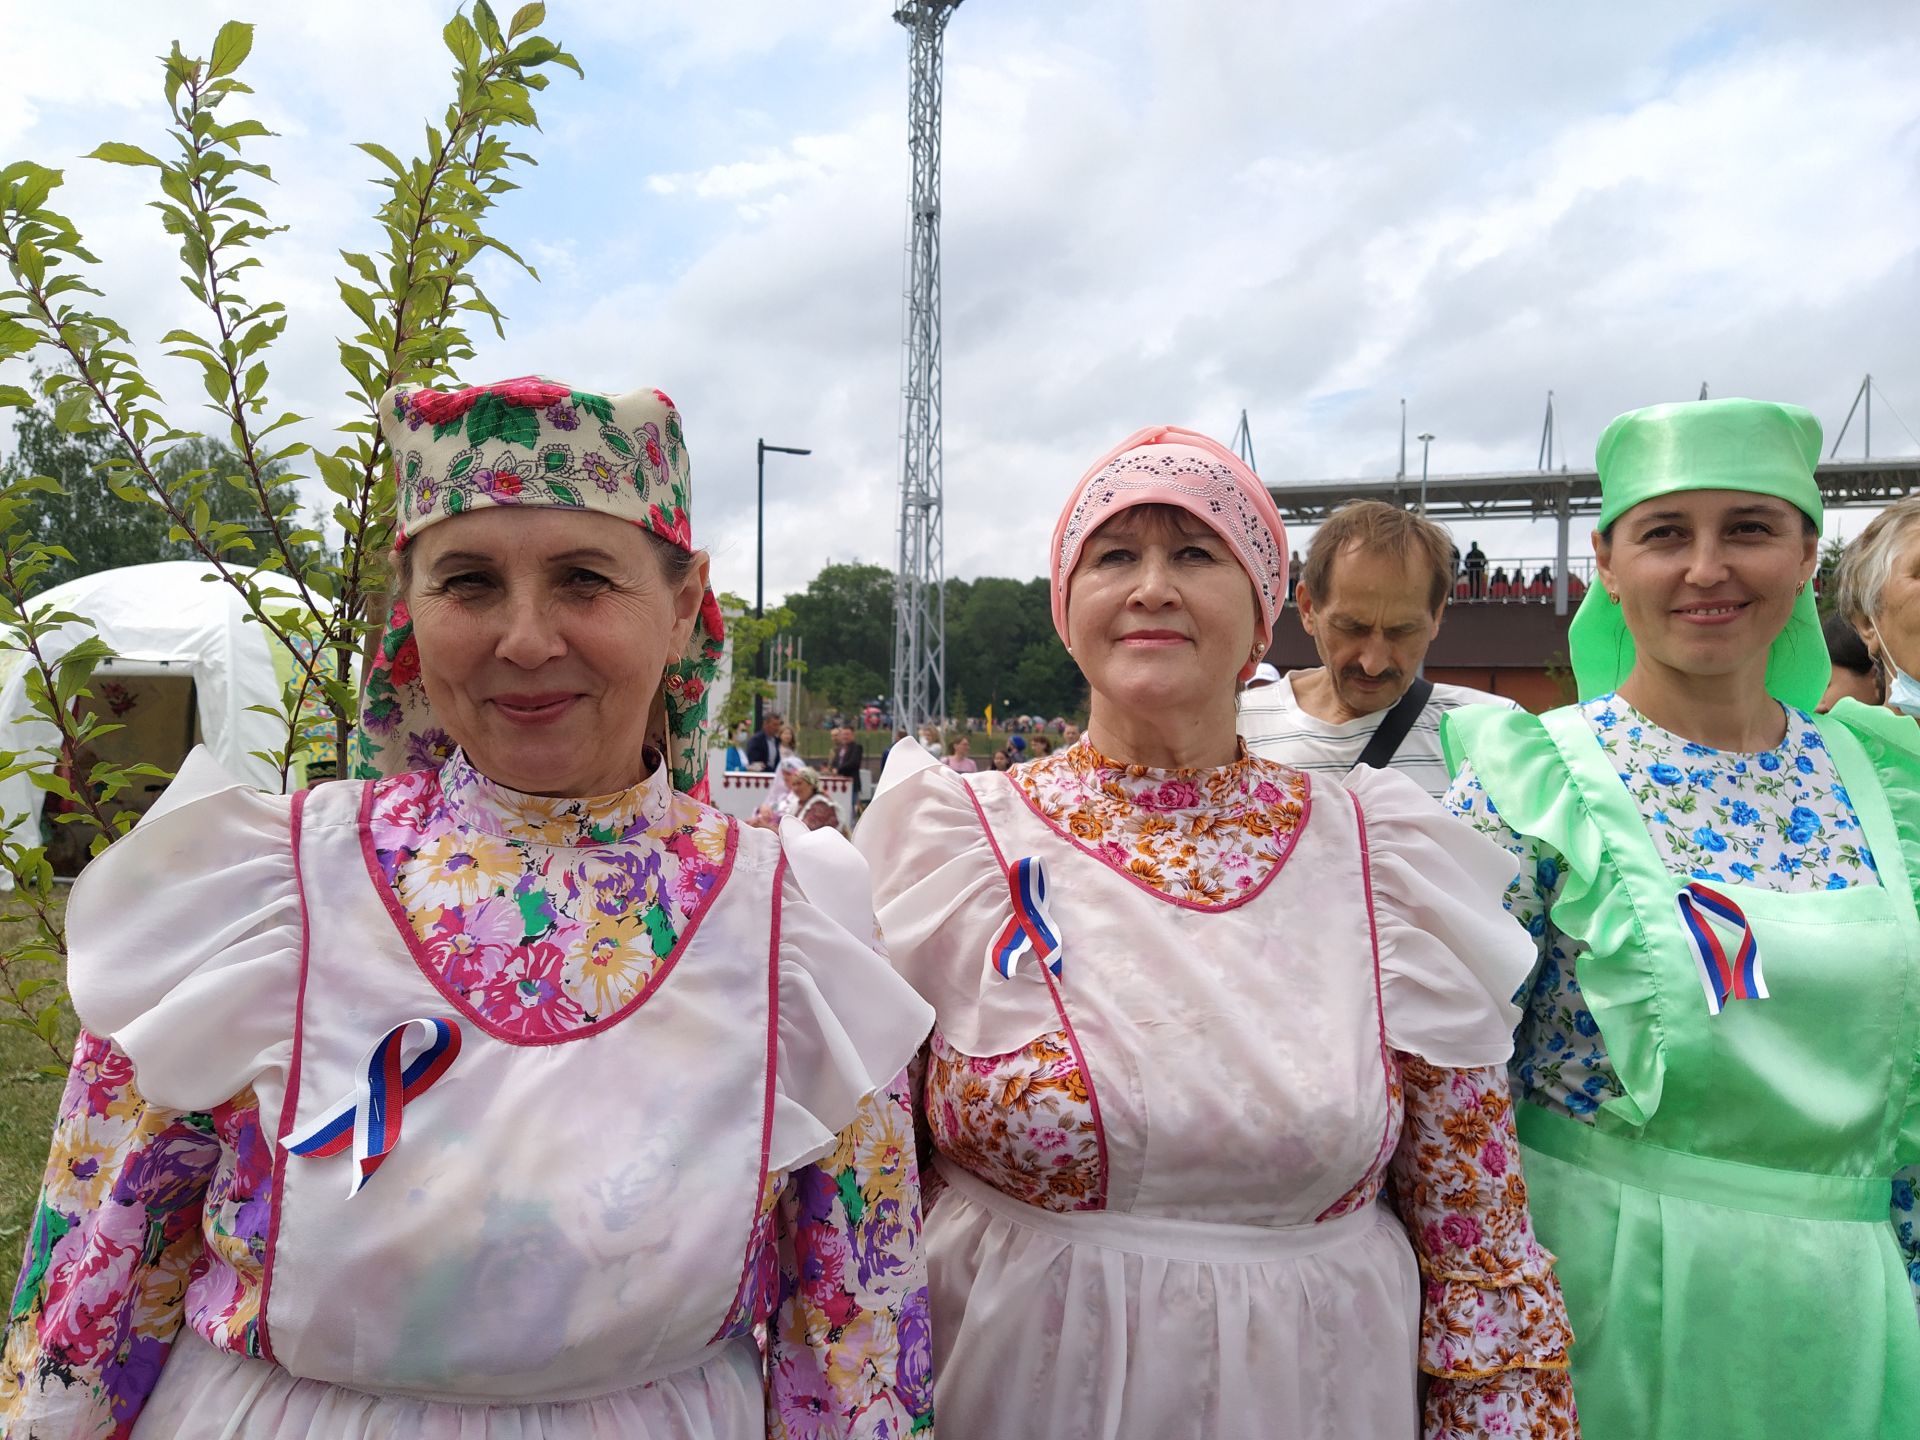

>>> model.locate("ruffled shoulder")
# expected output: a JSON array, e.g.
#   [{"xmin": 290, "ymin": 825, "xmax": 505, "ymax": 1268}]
[
  {"xmin": 1342, "ymin": 764, "xmax": 1530, "ymax": 1067},
  {"xmin": 65, "ymin": 747, "xmax": 300, "ymax": 1113},
  {"xmin": 854, "ymin": 739, "xmax": 1061, "ymax": 1057},
  {"xmin": 1440, "ymin": 703, "xmax": 1666, "ymax": 1128},
  {"xmin": 1816, "ymin": 700, "xmax": 1920, "ymax": 1164},
  {"xmin": 769, "ymin": 816, "xmax": 933, "ymax": 1174}
]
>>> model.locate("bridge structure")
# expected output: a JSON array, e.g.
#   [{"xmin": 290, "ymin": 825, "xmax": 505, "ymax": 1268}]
[{"xmin": 1267, "ymin": 455, "xmax": 1920, "ymax": 617}]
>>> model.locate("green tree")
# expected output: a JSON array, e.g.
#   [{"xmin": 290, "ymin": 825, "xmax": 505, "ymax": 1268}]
[
  {"xmin": 0, "ymin": 8, "xmax": 579, "ymax": 1064},
  {"xmin": 784, "ymin": 562, "xmax": 893, "ymax": 676},
  {"xmin": 2, "ymin": 379, "xmax": 316, "ymax": 592},
  {"xmin": 717, "ymin": 595, "xmax": 797, "ymax": 730}
]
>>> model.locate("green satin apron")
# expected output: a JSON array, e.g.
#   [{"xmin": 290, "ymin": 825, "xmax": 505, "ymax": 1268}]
[{"xmin": 1502, "ymin": 707, "xmax": 1920, "ymax": 1438}]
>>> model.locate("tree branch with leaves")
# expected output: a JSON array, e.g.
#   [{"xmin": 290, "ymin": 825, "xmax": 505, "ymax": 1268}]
[{"xmin": 0, "ymin": 4, "xmax": 579, "ymax": 1068}]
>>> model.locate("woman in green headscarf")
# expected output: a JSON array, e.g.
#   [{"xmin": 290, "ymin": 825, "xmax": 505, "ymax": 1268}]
[{"xmin": 1442, "ymin": 398, "xmax": 1920, "ymax": 1438}]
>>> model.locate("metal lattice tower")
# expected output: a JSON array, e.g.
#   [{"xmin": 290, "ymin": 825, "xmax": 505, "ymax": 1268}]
[{"xmin": 891, "ymin": 0, "xmax": 961, "ymax": 734}]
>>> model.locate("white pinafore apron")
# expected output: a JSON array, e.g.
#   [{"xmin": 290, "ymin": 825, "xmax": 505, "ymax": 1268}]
[
  {"xmin": 926, "ymin": 774, "xmax": 1424, "ymax": 1439},
  {"xmin": 134, "ymin": 777, "xmax": 782, "ymax": 1438}
]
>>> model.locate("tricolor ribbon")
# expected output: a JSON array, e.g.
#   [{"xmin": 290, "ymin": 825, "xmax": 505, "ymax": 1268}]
[
  {"xmin": 986, "ymin": 856, "xmax": 1063, "ymax": 981},
  {"xmin": 285, "ymin": 1017, "xmax": 462, "ymax": 1198},
  {"xmin": 1676, "ymin": 882, "xmax": 1768, "ymax": 1016}
]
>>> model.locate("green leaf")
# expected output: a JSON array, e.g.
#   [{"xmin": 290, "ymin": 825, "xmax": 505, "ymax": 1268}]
[
  {"xmin": 0, "ymin": 320, "xmax": 41, "ymax": 359},
  {"xmin": 356, "ymin": 142, "xmax": 407, "ymax": 179},
  {"xmin": 52, "ymin": 389, "xmax": 98, "ymax": 434},
  {"xmin": 443, "ymin": 14, "xmax": 482, "ymax": 67},
  {"xmin": 209, "ymin": 20, "xmax": 255, "ymax": 80},
  {"xmin": 473, "ymin": 0, "xmax": 503, "ymax": 49},
  {"xmin": 85, "ymin": 142, "xmax": 163, "ymax": 168},
  {"xmin": 508, "ymin": 2, "xmax": 545, "ymax": 39}
]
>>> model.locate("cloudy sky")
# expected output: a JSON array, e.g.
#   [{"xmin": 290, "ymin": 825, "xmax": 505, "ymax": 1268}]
[{"xmin": 5, "ymin": 1, "xmax": 1918, "ymax": 602}]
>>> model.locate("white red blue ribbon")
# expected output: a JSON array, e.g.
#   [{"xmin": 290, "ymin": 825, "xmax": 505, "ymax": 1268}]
[
  {"xmin": 986, "ymin": 856, "xmax": 1063, "ymax": 981},
  {"xmin": 1676, "ymin": 883, "xmax": 1768, "ymax": 1016},
  {"xmin": 285, "ymin": 1017, "xmax": 462, "ymax": 1198}
]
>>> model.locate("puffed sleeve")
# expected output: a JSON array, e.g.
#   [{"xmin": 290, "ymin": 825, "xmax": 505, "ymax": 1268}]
[
  {"xmin": 63, "ymin": 748, "xmax": 301, "ymax": 1113},
  {"xmin": 854, "ymin": 739, "xmax": 1059, "ymax": 1057},
  {"xmin": 767, "ymin": 817, "xmax": 935, "ymax": 1176},
  {"xmin": 1343, "ymin": 764, "xmax": 1533, "ymax": 1065}
]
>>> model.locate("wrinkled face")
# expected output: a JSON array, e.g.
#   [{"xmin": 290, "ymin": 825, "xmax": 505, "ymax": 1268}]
[
  {"xmin": 1595, "ymin": 491, "xmax": 1817, "ymax": 685},
  {"xmin": 1065, "ymin": 506, "xmax": 1258, "ymax": 718},
  {"xmin": 406, "ymin": 508, "xmax": 709, "ymax": 797},
  {"xmin": 1297, "ymin": 542, "xmax": 1442, "ymax": 719},
  {"xmin": 1867, "ymin": 524, "xmax": 1920, "ymax": 679}
]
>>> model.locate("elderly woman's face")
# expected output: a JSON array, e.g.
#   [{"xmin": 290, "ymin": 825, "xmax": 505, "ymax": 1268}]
[
  {"xmin": 1066, "ymin": 506, "xmax": 1256, "ymax": 718},
  {"xmin": 1868, "ymin": 524, "xmax": 1920, "ymax": 678},
  {"xmin": 405, "ymin": 508, "xmax": 708, "ymax": 796}
]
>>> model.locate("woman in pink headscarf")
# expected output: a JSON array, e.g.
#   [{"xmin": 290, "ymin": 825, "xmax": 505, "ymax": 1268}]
[{"xmin": 857, "ymin": 427, "xmax": 1579, "ymax": 1438}]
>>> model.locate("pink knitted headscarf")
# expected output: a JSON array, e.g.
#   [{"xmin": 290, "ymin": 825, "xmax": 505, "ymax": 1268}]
[{"xmin": 1049, "ymin": 425, "xmax": 1288, "ymax": 681}]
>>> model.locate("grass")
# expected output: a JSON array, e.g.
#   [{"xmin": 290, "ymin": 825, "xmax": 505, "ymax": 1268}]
[{"xmin": 0, "ymin": 892, "xmax": 76, "ymax": 1259}]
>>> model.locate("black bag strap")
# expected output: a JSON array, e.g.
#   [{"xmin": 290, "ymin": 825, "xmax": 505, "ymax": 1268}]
[{"xmin": 1354, "ymin": 677, "xmax": 1434, "ymax": 771}]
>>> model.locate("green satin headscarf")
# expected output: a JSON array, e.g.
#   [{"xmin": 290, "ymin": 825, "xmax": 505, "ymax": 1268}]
[{"xmin": 1569, "ymin": 397, "xmax": 1828, "ymax": 709}]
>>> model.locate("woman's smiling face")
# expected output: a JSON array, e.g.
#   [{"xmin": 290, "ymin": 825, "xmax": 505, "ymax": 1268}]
[
  {"xmin": 1064, "ymin": 504, "xmax": 1258, "ymax": 718},
  {"xmin": 1595, "ymin": 490, "xmax": 1818, "ymax": 684},
  {"xmin": 405, "ymin": 507, "xmax": 708, "ymax": 796}
]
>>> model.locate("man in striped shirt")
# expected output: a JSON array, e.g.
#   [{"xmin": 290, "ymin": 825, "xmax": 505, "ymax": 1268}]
[{"xmin": 1239, "ymin": 501, "xmax": 1516, "ymax": 799}]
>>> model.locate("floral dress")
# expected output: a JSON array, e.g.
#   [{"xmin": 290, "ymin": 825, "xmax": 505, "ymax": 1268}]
[
  {"xmin": 860, "ymin": 739, "xmax": 1578, "ymax": 1439},
  {"xmin": 1444, "ymin": 693, "xmax": 1920, "ymax": 1309},
  {"xmin": 3, "ymin": 749, "xmax": 934, "ymax": 1439}
]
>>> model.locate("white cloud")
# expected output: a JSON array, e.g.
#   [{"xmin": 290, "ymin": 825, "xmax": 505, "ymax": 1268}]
[{"xmin": 4, "ymin": 0, "xmax": 1917, "ymax": 604}]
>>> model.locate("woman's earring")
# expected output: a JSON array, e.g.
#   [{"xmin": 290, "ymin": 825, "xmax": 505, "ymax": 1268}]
[{"xmin": 1795, "ymin": 580, "xmax": 1808, "ymax": 597}]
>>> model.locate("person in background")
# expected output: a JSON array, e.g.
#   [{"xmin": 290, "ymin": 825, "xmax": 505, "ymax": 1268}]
[
  {"xmin": 778, "ymin": 720, "xmax": 798, "ymax": 754},
  {"xmin": 1061, "ymin": 722, "xmax": 1081, "ymax": 747},
  {"xmin": 828, "ymin": 725, "xmax": 865, "ymax": 798},
  {"xmin": 944, "ymin": 735, "xmax": 979, "ymax": 773},
  {"xmin": 724, "ymin": 721, "xmax": 751, "ymax": 771},
  {"xmin": 1029, "ymin": 735, "xmax": 1053, "ymax": 760},
  {"xmin": 744, "ymin": 709, "xmax": 783, "ymax": 771},
  {"xmin": 1240, "ymin": 499, "xmax": 1515, "ymax": 801},
  {"xmin": 1005, "ymin": 733, "xmax": 1027, "ymax": 764},
  {"xmin": 1819, "ymin": 611, "xmax": 1882, "ymax": 713},
  {"xmin": 1444, "ymin": 397, "xmax": 1920, "ymax": 1437},
  {"xmin": 859, "ymin": 422, "xmax": 1574, "ymax": 1438},
  {"xmin": 1464, "ymin": 539, "xmax": 1489, "ymax": 598},
  {"xmin": 1835, "ymin": 494, "xmax": 1920, "ymax": 719},
  {"xmin": 915, "ymin": 723, "xmax": 944, "ymax": 758},
  {"xmin": 988, "ymin": 747, "xmax": 1013, "ymax": 772},
  {"xmin": 787, "ymin": 766, "xmax": 841, "ymax": 834}
]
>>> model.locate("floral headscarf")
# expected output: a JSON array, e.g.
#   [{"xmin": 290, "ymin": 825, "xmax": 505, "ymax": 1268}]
[
  {"xmin": 1050, "ymin": 424, "xmax": 1288, "ymax": 681},
  {"xmin": 352, "ymin": 376, "xmax": 726, "ymax": 795}
]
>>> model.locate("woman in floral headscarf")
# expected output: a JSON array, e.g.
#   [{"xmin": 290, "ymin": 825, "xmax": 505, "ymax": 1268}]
[
  {"xmin": 857, "ymin": 425, "xmax": 1578, "ymax": 1438},
  {"xmin": 2, "ymin": 377, "xmax": 935, "ymax": 1439}
]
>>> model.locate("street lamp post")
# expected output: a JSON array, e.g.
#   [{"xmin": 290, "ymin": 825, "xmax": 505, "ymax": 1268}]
[
  {"xmin": 756, "ymin": 439, "xmax": 811, "ymax": 729},
  {"xmin": 1417, "ymin": 432, "xmax": 1435, "ymax": 515}
]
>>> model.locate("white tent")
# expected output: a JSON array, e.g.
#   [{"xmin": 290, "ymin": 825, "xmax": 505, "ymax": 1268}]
[{"xmin": 0, "ymin": 562, "xmax": 329, "ymax": 874}]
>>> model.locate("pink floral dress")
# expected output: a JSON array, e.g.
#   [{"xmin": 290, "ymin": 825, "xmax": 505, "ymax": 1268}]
[
  {"xmin": 860, "ymin": 739, "xmax": 1577, "ymax": 1440},
  {"xmin": 3, "ymin": 749, "xmax": 934, "ymax": 1439}
]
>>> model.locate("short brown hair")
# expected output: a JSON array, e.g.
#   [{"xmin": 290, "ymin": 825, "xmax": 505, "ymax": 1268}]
[{"xmin": 1300, "ymin": 501, "xmax": 1454, "ymax": 612}]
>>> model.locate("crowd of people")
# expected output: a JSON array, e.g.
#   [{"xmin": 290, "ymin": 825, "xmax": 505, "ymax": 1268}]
[{"xmin": 6, "ymin": 377, "xmax": 1920, "ymax": 1440}]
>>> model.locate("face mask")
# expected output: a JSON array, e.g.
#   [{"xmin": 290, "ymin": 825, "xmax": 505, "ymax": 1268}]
[{"xmin": 1873, "ymin": 625, "xmax": 1920, "ymax": 716}]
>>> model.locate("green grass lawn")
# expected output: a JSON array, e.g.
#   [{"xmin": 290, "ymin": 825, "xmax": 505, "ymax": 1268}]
[{"xmin": 0, "ymin": 893, "xmax": 76, "ymax": 1259}]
